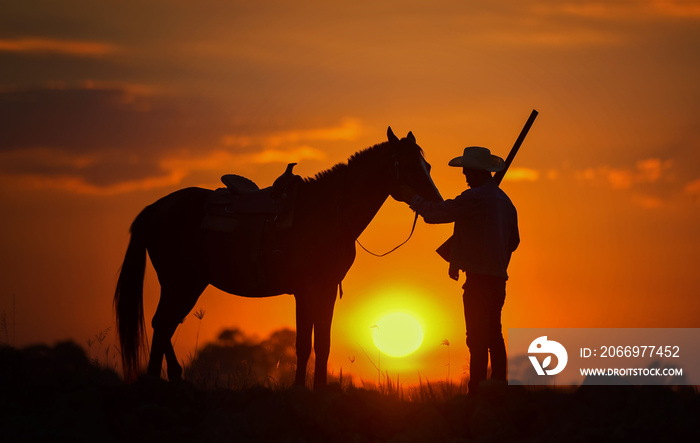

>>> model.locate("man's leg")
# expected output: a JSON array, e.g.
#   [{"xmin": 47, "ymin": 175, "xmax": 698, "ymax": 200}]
[
  {"xmin": 463, "ymin": 276, "xmax": 489, "ymax": 393},
  {"xmin": 484, "ymin": 277, "xmax": 507, "ymax": 381}
]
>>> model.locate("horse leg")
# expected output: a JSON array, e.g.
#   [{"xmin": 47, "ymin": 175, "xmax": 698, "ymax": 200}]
[
  {"xmin": 164, "ymin": 342, "xmax": 181, "ymax": 380},
  {"xmin": 312, "ymin": 290, "xmax": 338, "ymax": 389},
  {"xmin": 294, "ymin": 295, "xmax": 313, "ymax": 387},
  {"xmin": 148, "ymin": 281, "xmax": 206, "ymax": 380},
  {"xmin": 147, "ymin": 321, "xmax": 176, "ymax": 378}
]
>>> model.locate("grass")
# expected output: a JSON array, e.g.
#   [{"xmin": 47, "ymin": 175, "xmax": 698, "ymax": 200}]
[
  {"xmin": 87, "ymin": 317, "xmax": 525, "ymax": 401},
  {"xmin": 85, "ymin": 326, "xmax": 121, "ymax": 372},
  {"xmin": 23, "ymin": 319, "xmax": 691, "ymax": 441},
  {"xmin": 2, "ymin": 340, "xmax": 699, "ymax": 442},
  {"xmin": 2, "ymin": 302, "xmax": 696, "ymax": 440}
]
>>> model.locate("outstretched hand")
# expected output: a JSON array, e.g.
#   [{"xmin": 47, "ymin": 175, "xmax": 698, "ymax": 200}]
[{"xmin": 392, "ymin": 184, "xmax": 417, "ymax": 204}]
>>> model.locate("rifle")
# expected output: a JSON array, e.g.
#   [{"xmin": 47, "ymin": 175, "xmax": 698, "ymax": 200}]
[{"xmin": 436, "ymin": 109, "xmax": 539, "ymax": 262}]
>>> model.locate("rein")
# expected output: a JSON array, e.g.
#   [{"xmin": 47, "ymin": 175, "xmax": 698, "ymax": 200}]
[
  {"xmin": 343, "ymin": 141, "xmax": 421, "ymax": 257},
  {"xmin": 355, "ymin": 211, "xmax": 418, "ymax": 257}
]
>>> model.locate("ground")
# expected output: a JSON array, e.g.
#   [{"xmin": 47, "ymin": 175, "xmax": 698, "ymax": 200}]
[{"xmin": 1, "ymin": 342, "xmax": 698, "ymax": 442}]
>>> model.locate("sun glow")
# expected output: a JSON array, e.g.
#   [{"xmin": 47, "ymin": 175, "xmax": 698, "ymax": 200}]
[{"xmin": 372, "ymin": 312, "xmax": 424, "ymax": 357}]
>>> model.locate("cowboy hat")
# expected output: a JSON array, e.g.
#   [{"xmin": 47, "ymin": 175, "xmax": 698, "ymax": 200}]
[{"xmin": 448, "ymin": 146, "xmax": 505, "ymax": 172}]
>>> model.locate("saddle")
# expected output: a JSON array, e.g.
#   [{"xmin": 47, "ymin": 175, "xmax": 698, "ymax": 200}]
[{"xmin": 202, "ymin": 163, "xmax": 302, "ymax": 233}]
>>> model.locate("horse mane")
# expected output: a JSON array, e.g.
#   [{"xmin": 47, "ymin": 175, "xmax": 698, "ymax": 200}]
[
  {"xmin": 304, "ymin": 142, "xmax": 404, "ymax": 184},
  {"xmin": 300, "ymin": 136, "xmax": 425, "ymax": 193},
  {"xmin": 303, "ymin": 141, "xmax": 392, "ymax": 188},
  {"xmin": 304, "ymin": 163, "xmax": 350, "ymax": 186}
]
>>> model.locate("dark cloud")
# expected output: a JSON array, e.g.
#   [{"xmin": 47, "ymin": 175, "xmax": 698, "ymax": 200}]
[
  {"xmin": 0, "ymin": 87, "xmax": 223, "ymax": 153},
  {"xmin": 0, "ymin": 86, "xmax": 243, "ymax": 189},
  {"xmin": 0, "ymin": 85, "xmax": 356, "ymax": 192},
  {"xmin": 2, "ymin": 1, "xmax": 698, "ymax": 195}
]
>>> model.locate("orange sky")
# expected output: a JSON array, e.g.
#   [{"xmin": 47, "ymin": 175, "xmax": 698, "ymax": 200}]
[{"xmin": 1, "ymin": 1, "xmax": 699, "ymax": 386}]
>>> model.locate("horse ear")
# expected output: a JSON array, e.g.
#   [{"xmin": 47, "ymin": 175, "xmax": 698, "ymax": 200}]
[
  {"xmin": 387, "ymin": 127, "xmax": 399, "ymax": 143},
  {"xmin": 406, "ymin": 131, "xmax": 416, "ymax": 144}
]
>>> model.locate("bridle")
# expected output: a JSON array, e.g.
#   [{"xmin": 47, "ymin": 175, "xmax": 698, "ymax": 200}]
[{"xmin": 355, "ymin": 149, "xmax": 419, "ymax": 257}]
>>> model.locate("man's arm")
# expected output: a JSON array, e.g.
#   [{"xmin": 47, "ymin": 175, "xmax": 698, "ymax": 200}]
[
  {"xmin": 510, "ymin": 209, "xmax": 520, "ymax": 252},
  {"xmin": 409, "ymin": 193, "xmax": 473, "ymax": 224}
]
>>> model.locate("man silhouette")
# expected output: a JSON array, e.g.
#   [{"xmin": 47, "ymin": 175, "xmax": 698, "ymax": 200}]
[{"xmin": 394, "ymin": 146, "xmax": 519, "ymax": 393}]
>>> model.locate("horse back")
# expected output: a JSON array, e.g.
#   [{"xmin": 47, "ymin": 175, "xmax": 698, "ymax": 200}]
[
  {"xmin": 135, "ymin": 187, "xmax": 212, "ymax": 279},
  {"xmin": 137, "ymin": 185, "xmax": 355, "ymax": 298}
]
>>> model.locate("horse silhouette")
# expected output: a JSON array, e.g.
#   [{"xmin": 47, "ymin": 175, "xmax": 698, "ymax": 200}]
[{"xmin": 114, "ymin": 127, "xmax": 442, "ymax": 388}]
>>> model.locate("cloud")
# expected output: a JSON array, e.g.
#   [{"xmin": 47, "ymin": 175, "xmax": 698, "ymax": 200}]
[
  {"xmin": 221, "ymin": 119, "xmax": 360, "ymax": 149},
  {"xmin": 573, "ymin": 158, "xmax": 681, "ymax": 208},
  {"xmin": 461, "ymin": 0, "xmax": 700, "ymax": 51},
  {"xmin": 0, "ymin": 38, "xmax": 120, "ymax": 57},
  {"xmin": 0, "ymin": 146, "xmax": 95, "ymax": 174},
  {"xmin": 477, "ymin": 27, "xmax": 623, "ymax": 48},
  {"xmin": 631, "ymin": 193, "xmax": 665, "ymax": 209},
  {"xmin": 652, "ymin": 0, "xmax": 700, "ymax": 17},
  {"xmin": 685, "ymin": 178, "xmax": 700, "ymax": 199},
  {"xmin": 577, "ymin": 158, "xmax": 673, "ymax": 190},
  {"xmin": 0, "ymin": 144, "xmax": 330, "ymax": 196},
  {"xmin": 250, "ymin": 146, "xmax": 327, "ymax": 164},
  {"xmin": 491, "ymin": 0, "xmax": 700, "ymax": 50},
  {"xmin": 538, "ymin": 0, "xmax": 700, "ymax": 20},
  {"xmin": 0, "ymin": 86, "xmax": 358, "ymax": 194},
  {"xmin": 1, "ymin": 86, "xmax": 360, "ymax": 154},
  {"xmin": 0, "ymin": 87, "xmax": 201, "ymax": 154},
  {"xmin": 160, "ymin": 145, "xmax": 328, "ymax": 181},
  {"xmin": 502, "ymin": 167, "xmax": 541, "ymax": 182},
  {"xmin": 0, "ymin": 170, "xmax": 187, "ymax": 196}
]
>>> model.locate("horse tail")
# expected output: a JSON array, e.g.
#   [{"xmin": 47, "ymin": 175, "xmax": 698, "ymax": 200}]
[{"xmin": 114, "ymin": 208, "xmax": 150, "ymax": 381}]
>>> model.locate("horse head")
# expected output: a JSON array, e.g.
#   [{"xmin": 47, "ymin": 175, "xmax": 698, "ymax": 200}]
[{"xmin": 386, "ymin": 126, "xmax": 443, "ymax": 203}]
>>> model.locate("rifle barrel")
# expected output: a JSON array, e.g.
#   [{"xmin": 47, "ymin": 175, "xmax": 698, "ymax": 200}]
[{"xmin": 493, "ymin": 109, "xmax": 538, "ymax": 185}]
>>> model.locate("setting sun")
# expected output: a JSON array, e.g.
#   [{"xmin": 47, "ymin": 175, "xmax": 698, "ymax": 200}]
[{"xmin": 372, "ymin": 312, "xmax": 424, "ymax": 357}]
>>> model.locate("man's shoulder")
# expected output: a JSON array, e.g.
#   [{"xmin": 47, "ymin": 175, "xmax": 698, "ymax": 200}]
[
  {"xmin": 462, "ymin": 183, "xmax": 517, "ymax": 209},
  {"xmin": 461, "ymin": 182, "xmax": 505, "ymax": 198}
]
